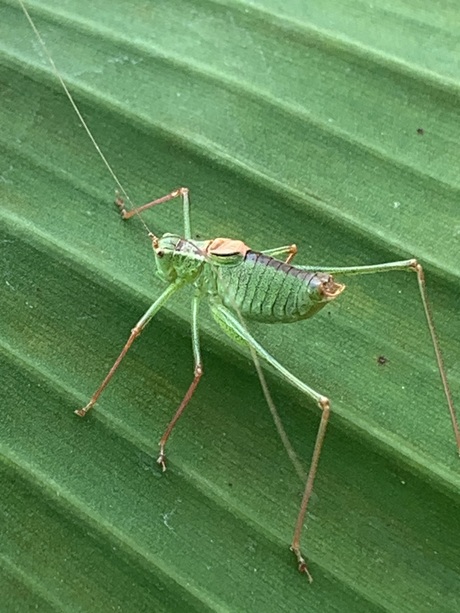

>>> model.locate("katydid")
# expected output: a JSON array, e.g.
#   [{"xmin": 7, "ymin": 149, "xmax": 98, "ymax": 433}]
[{"xmin": 19, "ymin": 0, "xmax": 460, "ymax": 583}]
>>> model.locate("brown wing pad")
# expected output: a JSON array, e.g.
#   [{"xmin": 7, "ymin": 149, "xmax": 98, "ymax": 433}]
[{"xmin": 207, "ymin": 238, "xmax": 250, "ymax": 256}]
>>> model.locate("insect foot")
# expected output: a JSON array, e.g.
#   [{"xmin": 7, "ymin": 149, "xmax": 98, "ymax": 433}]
[
  {"xmin": 74, "ymin": 403, "xmax": 92, "ymax": 417},
  {"xmin": 114, "ymin": 190, "xmax": 129, "ymax": 219},
  {"xmin": 157, "ymin": 445, "xmax": 167, "ymax": 472},
  {"xmin": 290, "ymin": 546, "xmax": 313, "ymax": 583}
]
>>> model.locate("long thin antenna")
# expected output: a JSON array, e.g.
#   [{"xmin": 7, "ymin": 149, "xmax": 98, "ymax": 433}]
[{"xmin": 17, "ymin": 0, "xmax": 160, "ymax": 232}]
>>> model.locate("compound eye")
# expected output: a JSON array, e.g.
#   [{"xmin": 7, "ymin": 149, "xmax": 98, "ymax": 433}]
[{"xmin": 156, "ymin": 250, "xmax": 164, "ymax": 258}]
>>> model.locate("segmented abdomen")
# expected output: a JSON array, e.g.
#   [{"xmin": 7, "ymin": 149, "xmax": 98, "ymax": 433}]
[{"xmin": 215, "ymin": 251, "xmax": 326, "ymax": 323}]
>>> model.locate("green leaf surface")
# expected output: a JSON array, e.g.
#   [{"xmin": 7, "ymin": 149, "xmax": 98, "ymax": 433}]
[{"xmin": 1, "ymin": 0, "xmax": 459, "ymax": 611}]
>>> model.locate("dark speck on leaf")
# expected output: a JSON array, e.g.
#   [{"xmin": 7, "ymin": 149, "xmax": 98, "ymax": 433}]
[{"xmin": 416, "ymin": 128, "xmax": 425, "ymax": 135}]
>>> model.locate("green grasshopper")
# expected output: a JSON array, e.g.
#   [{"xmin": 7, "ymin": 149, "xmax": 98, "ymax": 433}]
[
  {"xmin": 73, "ymin": 186, "xmax": 459, "ymax": 581},
  {"xmin": 19, "ymin": 0, "xmax": 460, "ymax": 582}
]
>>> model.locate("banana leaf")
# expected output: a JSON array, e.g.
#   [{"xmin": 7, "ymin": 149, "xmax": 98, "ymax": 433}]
[{"xmin": 0, "ymin": 1, "xmax": 459, "ymax": 611}]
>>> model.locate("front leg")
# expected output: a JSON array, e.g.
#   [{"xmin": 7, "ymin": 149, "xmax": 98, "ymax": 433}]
[
  {"xmin": 115, "ymin": 187, "xmax": 192, "ymax": 239},
  {"xmin": 157, "ymin": 293, "xmax": 203, "ymax": 471}
]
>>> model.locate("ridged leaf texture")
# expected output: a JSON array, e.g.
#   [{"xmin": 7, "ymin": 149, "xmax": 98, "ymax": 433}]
[{"xmin": 1, "ymin": 1, "xmax": 459, "ymax": 611}]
